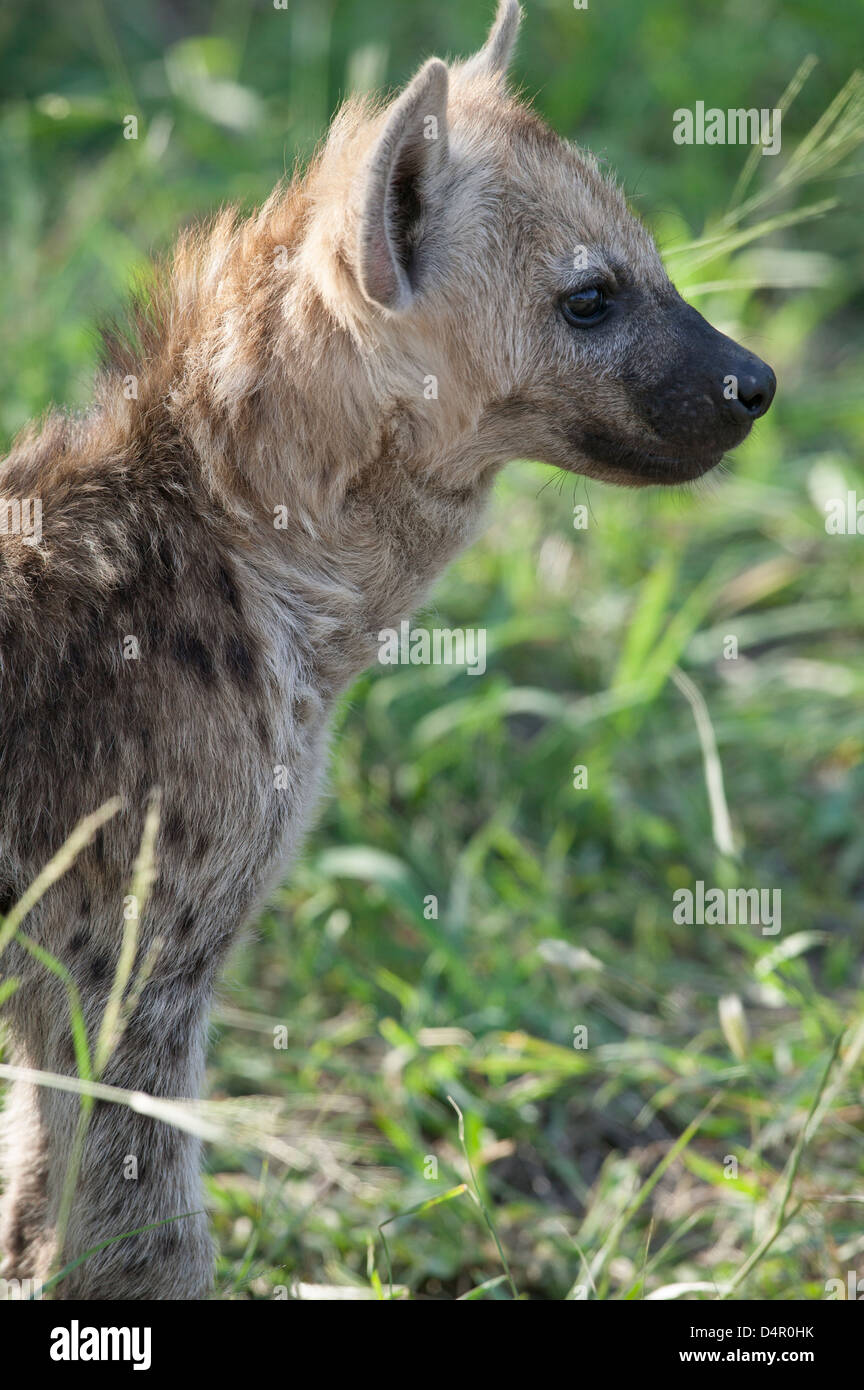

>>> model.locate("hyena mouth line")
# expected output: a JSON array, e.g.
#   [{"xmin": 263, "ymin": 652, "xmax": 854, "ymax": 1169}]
[{"xmin": 571, "ymin": 432, "xmax": 728, "ymax": 484}]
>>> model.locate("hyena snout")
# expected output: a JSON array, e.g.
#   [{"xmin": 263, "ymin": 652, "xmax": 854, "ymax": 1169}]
[
  {"xmin": 559, "ymin": 296, "xmax": 776, "ymax": 487},
  {"xmin": 669, "ymin": 301, "xmax": 776, "ymax": 447},
  {"xmin": 612, "ymin": 298, "xmax": 777, "ymax": 483}
]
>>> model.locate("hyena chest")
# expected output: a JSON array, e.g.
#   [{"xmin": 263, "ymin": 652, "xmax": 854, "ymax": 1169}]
[{"xmin": 141, "ymin": 679, "xmax": 331, "ymax": 961}]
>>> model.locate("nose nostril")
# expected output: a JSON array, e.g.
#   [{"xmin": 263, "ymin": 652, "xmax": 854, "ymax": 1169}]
[
  {"xmin": 731, "ymin": 364, "xmax": 776, "ymax": 421},
  {"xmin": 716, "ymin": 357, "xmax": 776, "ymax": 423}
]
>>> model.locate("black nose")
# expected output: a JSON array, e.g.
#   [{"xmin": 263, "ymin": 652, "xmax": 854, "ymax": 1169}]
[{"xmin": 722, "ymin": 358, "xmax": 776, "ymax": 423}]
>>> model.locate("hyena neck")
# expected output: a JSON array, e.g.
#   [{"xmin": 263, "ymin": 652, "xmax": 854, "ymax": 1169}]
[
  {"xmin": 110, "ymin": 198, "xmax": 501, "ymax": 697},
  {"xmin": 235, "ymin": 441, "xmax": 498, "ymax": 699}
]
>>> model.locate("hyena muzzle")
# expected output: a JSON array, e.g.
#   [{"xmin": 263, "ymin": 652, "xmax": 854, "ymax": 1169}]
[{"xmin": 0, "ymin": 0, "xmax": 774, "ymax": 1299}]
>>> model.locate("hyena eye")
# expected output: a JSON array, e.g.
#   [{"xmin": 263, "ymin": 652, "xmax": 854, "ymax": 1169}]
[{"xmin": 560, "ymin": 286, "xmax": 608, "ymax": 326}]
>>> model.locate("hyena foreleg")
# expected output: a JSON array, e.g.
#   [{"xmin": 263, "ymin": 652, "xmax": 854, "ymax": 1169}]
[{"xmin": 38, "ymin": 973, "xmax": 214, "ymax": 1301}]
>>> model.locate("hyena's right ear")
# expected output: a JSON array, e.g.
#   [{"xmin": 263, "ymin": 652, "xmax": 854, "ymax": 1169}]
[{"xmin": 357, "ymin": 58, "xmax": 449, "ymax": 312}]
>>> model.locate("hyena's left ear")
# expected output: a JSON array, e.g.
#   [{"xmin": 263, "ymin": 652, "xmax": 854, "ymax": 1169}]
[
  {"xmin": 357, "ymin": 58, "xmax": 449, "ymax": 312},
  {"xmin": 461, "ymin": 0, "xmax": 522, "ymax": 83}
]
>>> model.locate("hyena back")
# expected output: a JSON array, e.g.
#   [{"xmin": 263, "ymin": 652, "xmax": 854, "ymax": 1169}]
[{"xmin": 0, "ymin": 0, "xmax": 773, "ymax": 1299}]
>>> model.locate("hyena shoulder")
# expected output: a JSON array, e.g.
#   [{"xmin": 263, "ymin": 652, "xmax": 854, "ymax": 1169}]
[{"xmin": 0, "ymin": 419, "xmax": 290, "ymax": 903}]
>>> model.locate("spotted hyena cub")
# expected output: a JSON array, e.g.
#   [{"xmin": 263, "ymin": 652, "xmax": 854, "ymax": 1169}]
[{"xmin": 0, "ymin": 0, "xmax": 775, "ymax": 1300}]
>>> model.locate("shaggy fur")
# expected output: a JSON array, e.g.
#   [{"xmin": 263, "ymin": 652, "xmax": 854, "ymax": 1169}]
[{"xmin": 0, "ymin": 0, "xmax": 773, "ymax": 1299}]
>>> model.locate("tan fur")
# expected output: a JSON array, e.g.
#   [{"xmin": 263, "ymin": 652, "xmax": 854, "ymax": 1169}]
[{"xmin": 0, "ymin": 0, "xmax": 773, "ymax": 1299}]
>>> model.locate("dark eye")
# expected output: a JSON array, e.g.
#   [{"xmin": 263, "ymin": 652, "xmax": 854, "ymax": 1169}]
[{"xmin": 560, "ymin": 286, "xmax": 608, "ymax": 326}]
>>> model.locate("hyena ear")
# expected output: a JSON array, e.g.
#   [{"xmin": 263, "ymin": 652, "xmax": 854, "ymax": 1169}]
[
  {"xmin": 461, "ymin": 0, "xmax": 522, "ymax": 83},
  {"xmin": 357, "ymin": 58, "xmax": 449, "ymax": 311}
]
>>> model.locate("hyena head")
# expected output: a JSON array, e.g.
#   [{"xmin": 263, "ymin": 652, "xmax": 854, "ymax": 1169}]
[{"xmin": 305, "ymin": 0, "xmax": 775, "ymax": 490}]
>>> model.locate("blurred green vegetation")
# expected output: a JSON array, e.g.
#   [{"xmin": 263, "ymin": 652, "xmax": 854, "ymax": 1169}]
[{"xmin": 1, "ymin": 0, "xmax": 863, "ymax": 1300}]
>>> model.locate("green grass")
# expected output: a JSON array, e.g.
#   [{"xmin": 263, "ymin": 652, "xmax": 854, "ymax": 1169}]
[{"xmin": 1, "ymin": 0, "xmax": 863, "ymax": 1300}]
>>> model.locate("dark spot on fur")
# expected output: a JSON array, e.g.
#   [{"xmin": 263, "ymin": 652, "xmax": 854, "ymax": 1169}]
[
  {"xmin": 22, "ymin": 814, "xmax": 53, "ymax": 859},
  {"xmin": 0, "ymin": 618, "xmax": 18, "ymax": 654},
  {"xmin": 225, "ymin": 636, "xmax": 255, "ymax": 685},
  {"xmin": 90, "ymin": 952, "xmax": 110, "ymax": 983},
  {"xmin": 145, "ymin": 614, "xmax": 166, "ymax": 648},
  {"xmin": 177, "ymin": 906, "xmax": 196, "ymax": 937},
  {"xmin": 255, "ymin": 712, "xmax": 270, "ymax": 752},
  {"xmin": 92, "ymin": 828, "xmax": 105, "ymax": 865},
  {"xmin": 4, "ymin": 1215, "xmax": 25, "ymax": 1256},
  {"xmin": 180, "ymin": 948, "xmax": 210, "ymax": 989},
  {"xmin": 61, "ymin": 640, "xmax": 87, "ymax": 680},
  {"xmin": 157, "ymin": 538, "xmax": 177, "ymax": 587},
  {"xmin": 80, "ymin": 895, "xmax": 91, "ymax": 915},
  {"xmin": 82, "ymin": 603, "xmax": 103, "ymax": 640},
  {"xmin": 110, "ymin": 569, "xmax": 143, "ymax": 615},
  {"xmin": 194, "ymin": 832, "xmax": 211, "ymax": 857},
  {"xmin": 0, "ymin": 884, "xmax": 15, "ymax": 916},
  {"xmin": 173, "ymin": 631, "xmax": 214, "ymax": 685},
  {"xmin": 216, "ymin": 564, "xmax": 241, "ymax": 613},
  {"xmin": 163, "ymin": 808, "xmax": 185, "ymax": 846},
  {"xmin": 69, "ymin": 930, "xmax": 89, "ymax": 952}
]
